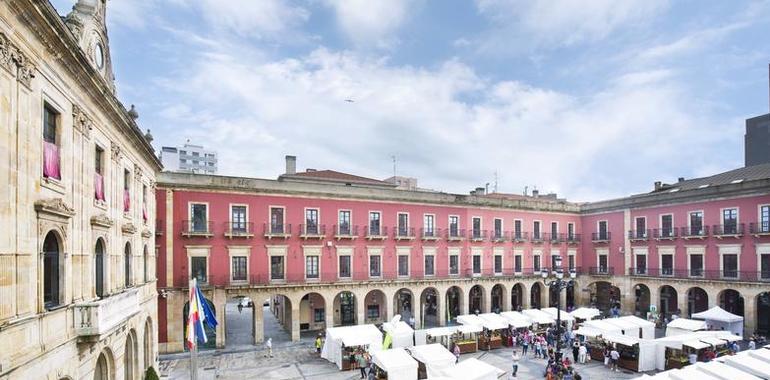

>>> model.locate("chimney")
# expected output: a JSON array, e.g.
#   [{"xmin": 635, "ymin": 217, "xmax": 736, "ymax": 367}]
[
  {"xmin": 475, "ymin": 187, "xmax": 485, "ymax": 195},
  {"xmin": 678, "ymin": 177, "xmax": 685, "ymax": 183},
  {"xmin": 532, "ymin": 189, "xmax": 539, "ymax": 197},
  {"xmin": 654, "ymin": 181, "xmax": 662, "ymax": 191},
  {"xmin": 285, "ymin": 155, "xmax": 296, "ymax": 175}
]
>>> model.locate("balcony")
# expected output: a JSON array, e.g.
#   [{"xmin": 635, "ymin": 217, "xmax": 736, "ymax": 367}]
[
  {"xmin": 224, "ymin": 222, "xmax": 254, "ymax": 238},
  {"xmin": 181, "ymin": 220, "xmax": 213, "ymax": 238},
  {"xmin": 681, "ymin": 225, "xmax": 709, "ymax": 240},
  {"xmin": 394, "ymin": 227, "xmax": 416, "ymax": 241},
  {"xmin": 653, "ymin": 228, "xmax": 677, "ymax": 241},
  {"xmin": 566, "ymin": 233, "xmax": 581, "ymax": 244},
  {"xmin": 591, "ymin": 232, "xmax": 610, "ymax": 243},
  {"xmin": 512, "ymin": 231, "xmax": 528, "ymax": 243},
  {"xmin": 750, "ymin": 222, "xmax": 770, "ymax": 237},
  {"xmin": 712, "ymin": 223, "xmax": 744, "ymax": 239},
  {"xmin": 299, "ymin": 224, "xmax": 326, "ymax": 240},
  {"xmin": 530, "ymin": 232, "xmax": 544, "ymax": 244},
  {"xmin": 263, "ymin": 223, "xmax": 292, "ymax": 239},
  {"xmin": 445, "ymin": 228, "xmax": 466, "ymax": 242},
  {"xmin": 489, "ymin": 230, "xmax": 509, "ymax": 243},
  {"xmin": 74, "ymin": 288, "xmax": 140, "ymax": 339},
  {"xmin": 334, "ymin": 224, "xmax": 359, "ymax": 240},
  {"xmin": 629, "ymin": 268, "xmax": 770, "ymax": 282},
  {"xmin": 588, "ymin": 266, "xmax": 614, "ymax": 276},
  {"xmin": 628, "ymin": 229, "xmax": 650, "ymax": 242},
  {"xmin": 548, "ymin": 232, "xmax": 565, "ymax": 244},
  {"xmin": 469, "ymin": 229, "xmax": 486, "ymax": 242},
  {"xmin": 421, "ymin": 227, "xmax": 441, "ymax": 241},
  {"xmin": 366, "ymin": 226, "xmax": 388, "ymax": 240}
]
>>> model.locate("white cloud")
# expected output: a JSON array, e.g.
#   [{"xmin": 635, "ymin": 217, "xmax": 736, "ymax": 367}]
[
  {"xmin": 324, "ymin": 0, "xmax": 412, "ymax": 48},
  {"xmin": 195, "ymin": 0, "xmax": 310, "ymax": 38}
]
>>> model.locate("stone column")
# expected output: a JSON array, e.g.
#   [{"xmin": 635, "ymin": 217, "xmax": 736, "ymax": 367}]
[
  {"xmin": 253, "ymin": 299, "xmax": 264, "ymax": 344},
  {"xmin": 743, "ymin": 291, "xmax": 758, "ymax": 336},
  {"xmin": 560, "ymin": 286, "xmax": 567, "ymax": 311},
  {"xmin": 522, "ymin": 282, "xmax": 531, "ymax": 310},
  {"xmin": 214, "ymin": 289, "xmax": 226, "ymax": 349},
  {"xmin": 437, "ymin": 290, "xmax": 446, "ymax": 326},
  {"xmin": 357, "ymin": 291, "xmax": 366, "ymax": 326},
  {"xmin": 291, "ymin": 305, "xmax": 301, "ymax": 342},
  {"xmin": 676, "ymin": 288, "xmax": 688, "ymax": 318},
  {"xmin": 325, "ymin": 297, "xmax": 334, "ymax": 329},
  {"xmin": 647, "ymin": 284, "xmax": 659, "ymax": 319}
]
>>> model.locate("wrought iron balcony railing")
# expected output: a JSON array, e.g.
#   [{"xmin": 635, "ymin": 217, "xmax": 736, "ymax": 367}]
[
  {"xmin": 421, "ymin": 227, "xmax": 441, "ymax": 240},
  {"xmin": 512, "ymin": 231, "xmax": 529, "ymax": 243},
  {"xmin": 591, "ymin": 232, "xmax": 611, "ymax": 242},
  {"xmin": 628, "ymin": 229, "xmax": 650, "ymax": 241},
  {"xmin": 653, "ymin": 228, "xmax": 677, "ymax": 240},
  {"xmin": 566, "ymin": 233, "xmax": 581, "ymax": 244},
  {"xmin": 394, "ymin": 227, "xmax": 416, "ymax": 240},
  {"xmin": 470, "ymin": 229, "xmax": 487, "ymax": 242},
  {"xmin": 750, "ymin": 222, "xmax": 770, "ymax": 235},
  {"xmin": 263, "ymin": 223, "xmax": 292, "ymax": 239},
  {"xmin": 334, "ymin": 224, "xmax": 359, "ymax": 239},
  {"xmin": 181, "ymin": 220, "xmax": 213, "ymax": 237},
  {"xmin": 445, "ymin": 228, "xmax": 466, "ymax": 241},
  {"xmin": 680, "ymin": 225, "xmax": 709, "ymax": 239},
  {"xmin": 224, "ymin": 222, "xmax": 254, "ymax": 238},
  {"xmin": 366, "ymin": 225, "xmax": 388, "ymax": 240},
  {"xmin": 712, "ymin": 223, "xmax": 744, "ymax": 238},
  {"xmin": 299, "ymin": 223, "xmax": 326, "ymax": 239},
  {"xmin": 629, "ymin": 267, "xmax": 770, "ymax": 282}
]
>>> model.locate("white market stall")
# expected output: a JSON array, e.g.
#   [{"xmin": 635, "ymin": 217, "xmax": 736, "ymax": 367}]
[
  {"xmin": 633, "ymin": 350, "xmax": 765, "ymax": 380},
  {"xmin": 542, "ymin": 307, "xmax": 575, "ymax": 324},
  {"xmin": 653, "ymin": 332, "xmax": 726, "ymax": 370},
  {"xmin": 499, "ymin": 311, "xmax": 532, "ymax": 329},
  {"xmin": 383, "ymin": 320, "xmax": 415, "ymax": 348},
  {"xmin": 371, "ymin": 347, "xmax": 419, "ymax": 380},
  {"xmin": 570, "ymin": 307, "xmax": 601, "ymax": 322},
  {"xmin": 521, "ymin": 309, "xmax": 555, "ymax": 329},
  {"xmin": 577, "ymin": 319, "xmax": 624, "ymax": 361},
  {"xmin": 407, "ymin": 343, "xmax": 457, "ymax": 379},
  {"xmin": 665, "ymin": 318, "xmax": 707, "ymax": 336},
  {"xmin": 457, "ymin": 314, "xmax": 505, "ymax": 350},
  {"xmin": 321, "ymin": 324, "xmax": 383, "ymax": 370},
  {"xmin": 479, "ymin": 313, "xmax": 516, "ymax": 347},
  {"xmin": 602, "ymin": 334, "xmax": 657, "ymax": 372},
  {"xmin": 604, "ymin": 317, "xmax": 642, "ymax": 338},
  {"xmin": 721, "ymin": 352, "xmax": 770, "ymax": 379},
  {"xmin": 421, "ymin": 326, "xmax": 459, "ymax": 348},
  {"xmin": 618, "ymin": 315, "xmax": 656, "ymax": 340},
  {"xmin": 691, "ymin": 306, "xmax": 744, "ymax": 337},
  {"xmin": 433, "ymin": 358, "xmax": 504, "ymax": 380}
]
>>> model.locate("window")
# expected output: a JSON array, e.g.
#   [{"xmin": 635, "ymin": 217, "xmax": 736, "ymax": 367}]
[
  {"xmin": 123, "ymin": 169, "xmax": 131, "ymax": 212},
  {"xmin": 124, "ymin": 243, "xmax": 132, "ymax": 287},
  {"xmin": 424, "ymin": 214, "xmax": 435, "ymax": 237},
  {"xmin": 514, "ymin": 255, "xmax": 522, "ymax": 273},
  {"xmin": 398, "ymin": 255, "xmax": 409, "ymax": 277},
  {"xmin": 598, "ymin": 221, "xmax": 608, "ymax": 240},
  {"xmin": 760, "ymin": 206, "xmax": 769, "ymax": 233},
  {"xmin": 338, "ymin": 255, "xmax": 351, "ymax": 278},
  {"xmin": 661, "ymin": 214, "xmax": 673, "ymax": 237},
  {"xmin": 231, "ymin": 205, "xmax": 247, "ymax": 233},
  {"xmin": 191, "ymin": 256, "xmax": 207, "ymax": 284},
  {"xmin": 449, "ymin": 254, "xmax": 459, "ymax": 275},
  {"xmin": 550, "ymin": 222, "xmax": 558, "ymax": 238},
  {"xmin": 449, "ymin": 216, "xmax": 459, "ymax": 237},
  {"xmin": 598, "ymin": 254, "xmax": 607, "ymax": 273},
  {"xmin": 338, "ymin": 210, "xmax": 351, "ymax": 235},
  {"xmin": 514, "ymin": 220, "xmax": 522, "ymax": 240},
  {"xmin": 635, "ymin": 217, "xmax": 646, "ymax": 238},
  {"xmin": 494, "ymin": 218, "xmax": 503, "ymax": 239},
  {"xmin": 690, "ymin": 254, "xmax": 703, "ymax": 277},
  {"xmin": 661, "ymin": 254, "xmax": 673, "ymax": 275},
  {"xmin": 472, "ymin": 217, "xmax": 481, "ymax": 238},
  {"xmin": 567, "ymin": 223, "xmax": 575, "ymax": 240},
  {"xmin": 533, "ymin": 254, "xmax": 541, "ymax": 272},
  {"xmin": 551, "ymin": 254, "xmax": 559, "ymax": 271},
  {"xmin": 192, "ymin": 151, "xmax": 199, "ymax": 157},
  {"xmin": 232, "ymin": 256, "xmax": 247, "ymax": 281},
  {"xmin": 270, "ymin": 207, "xmax": 284, "ymax": 234},
  {"xmin": 533, "ymin": 221, "xmax": 541, "ymax": 240},
  {"xmin": 94, "ymin": 146, "xmax": 105, "ymax": 201},
  {"xmin": 369, "ymin": 255, "xmax": 381, "ymax": 277},
  {"xmin": 367, "ymin": 305, "xmax": 380, "ymax": 319},
  {"xmin": 568, "ymin": 255, "xmax": 575, "ymax": 271},
  {"xmin": 369, "ymin": 212, "xmax": 381, "ymax": 235},
  {"xmin": 398, "ymin": 213, "xmax": 409, "ymax": 236},
  {"xmin": 314, "ymin": 308, "xmax": 325, "ymax": 323},
  {"xmin": 305, "ymin": 256, "xmax": 319, "ymax": 279},
  {"xmin": 689, "ymin": 211, "xmax": 704, "ymax": 235},
  {"xmin": 143, "ymin": 246, "xmax": 149, "ymax": 283},
  {"xmin": 722, "ymin": 208, "xmax": 738, "ymax": 234},
  {"xmin": 472, "ymin": 255, "xmax": 482, "ymax": 274},
  {"xmin": 42, "ymin": 105, "xmax": 61, "ymax": 180},
  {"xmin": 761, "ymin": 254, "xmax": 770, "ymax": 279},
  {"xmin": 305, "ymin": 208, "xmax": 319, "ymax": 234},
  {"xmin": 95, "ymin": 239, "xmax": 105, "ymax": 298},
  {"xmin": 270, "ymin": 256, "xmax": 284, "ymax": 280},
  {"xmin": 722, "ymin": 254, "xmax": 738, "ymax": 278},
  {"xmin": 43, "ymin": 232, "xmax": 60, "ymax": 309},
  {"xmin": 635, "ymin": 253, "xmax": 647, "ymax": 274},
  {"xmin": 425, "ymin": 254, "xmax": 435, "ymax": 276},
  {"xmin": 494, "ymin": 255, "xmax": 502, "ymax": 274},
  {"xmin": 190, "ymin": 204, "xmax": 207, "ymax": 232}
]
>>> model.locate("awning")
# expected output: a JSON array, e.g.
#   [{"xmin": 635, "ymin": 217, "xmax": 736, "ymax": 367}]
[
  {"xmin": 603, "ymin": 334, "xmax": 639, "ymax": 347},
  {"xmin": 570, "ymin": 307, "xmax": 601, "ymax": 320},
  {"xmin": 683, "ymin": 340, "xmax": 710, "ymax": 350},
  {"xmin": 699, "ymin": 337, "xmax": 728, "ymax": 347}
]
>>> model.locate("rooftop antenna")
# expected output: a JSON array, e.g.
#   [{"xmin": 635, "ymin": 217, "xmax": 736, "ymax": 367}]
[
  {"xmin": 524, "ymin": 186, "xmax": 528, "ymax": 196},
  {"xmin": 391, "ymin": 155, "xmax": 396, "ymax": 179},
  {"xmin": 494, "ymin": 171, "xmax": 498, "ymax": 193}
]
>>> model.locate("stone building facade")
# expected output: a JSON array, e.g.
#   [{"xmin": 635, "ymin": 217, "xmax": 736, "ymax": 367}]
[{"xmin": 0, "ymin": 1, "xmax": 160, "ymax": 379}]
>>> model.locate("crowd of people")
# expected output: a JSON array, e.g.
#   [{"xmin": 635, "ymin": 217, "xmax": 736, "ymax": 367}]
[{"xmin": 504, "ymin": 327, "xmax": 587, "ymax": 379}]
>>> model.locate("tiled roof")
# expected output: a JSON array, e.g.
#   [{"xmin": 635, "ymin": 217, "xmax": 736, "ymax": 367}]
[
  {"xmin": 285, "ymin": 170, "xmax": 394, "ymax": 186},
  {"xmin": 651, "ymin": 163, "xmax": 770, "ymax": 193}
]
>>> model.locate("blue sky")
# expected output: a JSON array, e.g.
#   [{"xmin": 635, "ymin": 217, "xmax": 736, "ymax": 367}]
[{"xmin": 52, "ymin": 0, "xmax": 770, "ymax": 201}]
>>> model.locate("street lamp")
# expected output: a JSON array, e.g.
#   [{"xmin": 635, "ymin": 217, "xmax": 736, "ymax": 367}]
[{"xmin": 541, "ymin": 255, "xmax": 576, "ymax": 360}]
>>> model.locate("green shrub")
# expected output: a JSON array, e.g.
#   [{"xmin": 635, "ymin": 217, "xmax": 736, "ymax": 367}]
[{"xmin": 145, "ymin": 366, "xmax": 160, "ymax": 380}]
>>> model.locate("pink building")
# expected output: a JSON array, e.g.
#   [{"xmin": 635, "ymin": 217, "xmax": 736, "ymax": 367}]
[{"xmin": 155, "ymin": 157, "xmax": 770, "ymax": 353}]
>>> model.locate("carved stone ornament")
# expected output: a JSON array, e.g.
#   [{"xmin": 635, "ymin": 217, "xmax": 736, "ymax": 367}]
[
  {"xmin": 149, "ymin": 180, "xmax": 157, "ymax": 190},
  {"xmin": 122, "ymin": 222, "xmax": 137, "ymax": 235},
  {"xmin": 34, "ymin": 198, "xmax": 76, "ymax": 219},
  {"xmin": 141, "ymin": 229, "xmax": 152, "ymax": 238},
  {"xmin": 90, "ymin": 214, "xmax": 113, "ymax": 228},
  {"xmin": 0, "ymin": 31, "xmax": 37, "ymax": 88},
  {"xmin": 72, "ymin": 104, "xmax": 94, "ymax": 139},
  {"xmin": 110, "ymin": 141, "xmax": 121, "ymax": 162},
  {"xmin": 133, "ymin": 165, "xmax": 143, "ymax": 181}
]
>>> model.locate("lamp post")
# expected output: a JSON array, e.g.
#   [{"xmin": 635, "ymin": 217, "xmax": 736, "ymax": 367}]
[{"xmin": 541, "ymin": 255, "xmax": 576, "ymax": 360}]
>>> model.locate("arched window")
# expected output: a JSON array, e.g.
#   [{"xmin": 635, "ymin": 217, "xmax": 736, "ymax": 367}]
[
  {"xmin": 94, "ymin": 352, "xmax": 109, "ymax": 380},
  {"xmin": 143, "ymin": 319, "xmax": 153, "ymax": 371},
  {"xmin": 95, "ymin": 239, "xmax": 105, "ymax": 298},
  {"xmin": 124, "ymin": 331, "xmax": 136, "ymax": 380},
  {"xmin": 43, "ymin": 231, "xmax": 60, "ymax": 309},
  {"xmin": 124, "ymin": 243, "xmax": 131, "ymax": 288},
  {"xmin": 143, "ymin": 245, "xmax": 149, "ymax": 283}
]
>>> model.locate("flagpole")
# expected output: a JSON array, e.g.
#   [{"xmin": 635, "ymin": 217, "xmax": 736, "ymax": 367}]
[{"xmin": 189, "ymin": 278, "xmax": 198, "ymax": 380}]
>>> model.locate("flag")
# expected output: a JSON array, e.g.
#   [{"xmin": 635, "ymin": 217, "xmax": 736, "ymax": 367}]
[{"xmin": 186, "ymin": 278, "xmax": 218, "ymax": 349}]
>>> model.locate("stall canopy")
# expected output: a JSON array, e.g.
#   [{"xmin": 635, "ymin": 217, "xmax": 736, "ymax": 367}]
[
  {"xmin": 321, "ymin": 324, "xmax": 383, "ymax": 369},
  {"xmin": 582, "ymin": 319, "xmax": 624, "ymax": 336},
  {"xmin": 499, "ymin": 312, "xmax": 532, "ymax": 329},
  {"xmin": 603, "ymin": 318, "xmax": 641, "ymax": 338},
  {"xmin": 457, "ymin": 314, "xmax": 507, "ymax": 331},
  {"xmin": 383, "ymin": 320, "xmax": 415, "ymax": 348},
  {"xmin": 478, "ymin": 313, "xmax": 512, "ymax": 330},
  {"xmin": 601, "ymin": 334, "xmax": 657, "ymax": 372},
  {"xmin": 665, "ymin": 318, "xmax": 707, "ymax": 336},
  {"xmin": 570, "ymin": 307, "xmax": 601, "ymax": 321},
  {"xmin": 691, "ymin": 306, "xmax": 744, "ymax": 337},
  {"xmin": 433, "ymin": 358, "xmax": 504, "ymax": 380},
  {"xmin": 407, "ymin": 343, "xmax": 456, "ymax": 379},
  {"xmin": 542, "ymin": 307, "xmax": 574, "ymax": 322},
  {"xmin": 457, "ymin": 324, "xmax": 483, "ymax": 334},
  {"xmin": 372, "ymin": 347, "xmax": 418, "ymax": 380},
  {"xmin": 618, "ymin": 315, "xmax": 656, "ymax": 340},
  {"xmin": 425, "ymin": 326, "xmax": 459, "ymax": 338},
  {"xmin": 635, "ymin": 350, "xmax": 765, "ymax": 380},
  {"xmin": 722, "ymin": 353, "xmax": 770, "ymax": 379},
  {"xmin": 522, "ymin": 309, "xmax": 556, "ymax": 325}
]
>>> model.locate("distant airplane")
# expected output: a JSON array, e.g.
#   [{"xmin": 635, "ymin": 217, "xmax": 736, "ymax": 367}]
[{"xmin": 344, "ymin": 99, "xmax": 355, "ymax": 103}]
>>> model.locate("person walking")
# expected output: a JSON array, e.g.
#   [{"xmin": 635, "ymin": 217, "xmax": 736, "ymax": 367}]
[
  {"xmin": 315, "ymin": 335, "xmax": 323, "ymax": 355},
  {"xmin": 237, "ymin": 302, "xmax": 243, "ymax": 314},
  {"xmin": 511, "ymin": 349, "xmax": 520, "ymax": 378},
  {"xmin": 521, "ymin": 335, "xmax": 529, "ymax": 357},
  {"xmin": 265, "ymin": 337, "xmax": 273, "ymax": 358},
  {"xmin": 572, "ymin": 340, "xmax": 579, "ymax": 363},
  {"xmin": 610, "ymin": 347, "xmax": 620, "ymax": 372},
  {"xmin": 356, "ymin": 350, "xmax": 368, "ymax": 379},
  {"xmin": 453, "ymin": 343, "xmax": 461, "ymax": 364},
  {"xmin": 749, "ymin": 339, "xmax": 756, "ymax": 350},
  {"xmin": 578, "ymin": 344, "xmax": 587, "ymax": 364}
]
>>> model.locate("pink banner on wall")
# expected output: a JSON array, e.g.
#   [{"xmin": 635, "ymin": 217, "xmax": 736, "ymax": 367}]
[
  {"xmin": 43, "ymin": 142, "xmax": 61, "ymax": 180},
  {"xmin": 143, "ymin": 205, "xmax": 148, "ymax": 222},
  {"xmin": 124, "ymin": 189, "xmax": 131, "ymax": 212},
  {"xmin": 94, "ymin": 173, "xmax": 105, "ymax": 201}
]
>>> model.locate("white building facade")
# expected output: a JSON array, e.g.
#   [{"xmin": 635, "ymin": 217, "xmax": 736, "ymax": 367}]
[{"xmin": 160, "ymin": 143, "xmax": 217, "ymax": 174}]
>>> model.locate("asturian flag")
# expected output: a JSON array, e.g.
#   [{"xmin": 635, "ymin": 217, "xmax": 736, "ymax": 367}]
[{"xmin": 186, "ymin": 278, "xmax": 218, "ymax": 349}]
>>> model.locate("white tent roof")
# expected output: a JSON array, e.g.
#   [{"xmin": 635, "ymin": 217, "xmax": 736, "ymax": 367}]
[
  {"xmin": 542, "ymin": 307, "xmax": 574, "ymax": 322},
  {"xmin": 434, "ymin": 358, "xmax": 504, "ymax": 380},
  {"xmin": 574, "ymin": 326, "xmax": 604, "ymax": 338},
  {"xmin": 477, "ymin": 313, "xmax": 511, "ymax": 330},
  {"xmin": 667, "ymin": 318, "xmax": 707, "ymax": 331},
  {"xmin": 522, "ymin": 309, "xmax": 556, "ymax": 325},
  {"xmin": 699, "ymin": 336, "xmax": 729, "ymax": 347},
  {"xmin": 570, "ymin": 307, "xmax": 601, "ymax": 320},
  {"xmin": 499, "ymin": 311, "xmax": 532, "ymax": 328},
  {"xmin": 669, "ymin": 365, "xmax": 722, "ymax": 380},
  {"xmin": 696, "ymin": 361, "xmax": 762, "ymax": 380},
  {"xmin": 619, "ymin": 315, "xmax": 656, "ymax": 328},
  {"xmin": 407, "ymin": 344, "xmax": 456, "ymax": 379},
  {"xmin": 716, "ymin": 332, "xmax": 743, "ymax": 342},
  {"xmin": 372, "ymin": 347, "xmax": 418, "ymax": 380},
  {"xmin": 604, "ymin": 334, "xmax": 639, "ymax": 347},
  {"xmin": 723, "ymin": 354, "xmax": 770, "ymax": 378},
  {"xmin": 584, "ymin": 319, "xmax": 624, "ymax": 335},
  {"xmin": 383, "ymin": 320, "xmax": 415, "ymax": 348},
  {"xmin": 683, "ymin": 339, "xmax": 710, "ymax": 350},
  {"xmin": 748, "ymin": 348, "xmax": 770, "ymax": 363},
  {"xmin": 425, "ymin": 326, "xmax": 459, "ymax": 338},
  {"xmin": 326, "ymin": 324, "xmax": 383, "ymax": 347},
  {"xmin": 691, "ymin": 306, "xmax": 744, "ymax": 323},
  {"xmin": 457, "ymin": 324, "xmax": 483, "ymax": 334},
  {"xmin": 603, "ymin": 318, "xmax": 641, "ymax": 334}
]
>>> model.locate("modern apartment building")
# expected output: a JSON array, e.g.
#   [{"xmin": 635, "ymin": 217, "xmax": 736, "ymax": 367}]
[
  {"xmin": 0, "ymin": 1, "xmax": 160, "ymax": 379},
  {"xmin": 155, "ymin": 156, "xmax": 770, "ymax": 353},
  {"xmin": 745, "ymin": 113, "xmax": 770, "ymax": 166},
  {"xmin": 160, "ymin": 142, "xmax": 218, "ymax": 174}
]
